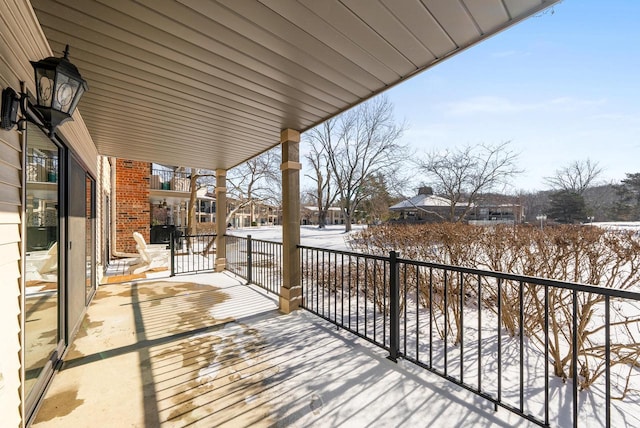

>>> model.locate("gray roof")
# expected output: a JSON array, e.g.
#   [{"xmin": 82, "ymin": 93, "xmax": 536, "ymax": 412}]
[{"xmin": 390, "ymin": 194, "xmax": 469, "ymax": 210}]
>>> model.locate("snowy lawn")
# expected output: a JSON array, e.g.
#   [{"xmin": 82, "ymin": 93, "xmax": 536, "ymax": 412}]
[{"xmin": 230, "ymin": 224, "xmax": 365, "ymax": 251}]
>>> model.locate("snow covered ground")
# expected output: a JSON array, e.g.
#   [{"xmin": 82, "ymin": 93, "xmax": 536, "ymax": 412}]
[
  {"xmin": 594, "ymin": 221, "xmax": 640, "ymax": 233},
  {"xmin": 229, "ymin": 224, "xmax": 364, "ymax": 251}
]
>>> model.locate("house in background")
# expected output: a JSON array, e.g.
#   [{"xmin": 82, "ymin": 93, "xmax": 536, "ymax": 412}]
[
  {"xmin": 390, "ymin": 187, "xmax": 525, "ymax": 225},
  {"xmin": 390, "ymin": 187, "xmax": 469, "ymax": 223},
  {"xmin": 301, "ymin": 206, "xmax": 346, "ymax": 226},
  {"xmin": 195, "ymin": 188, "xmax": 217, "ymax": 224},
  {"xmin": 467, "ymin": 200, "xmax": 525, "ymax": 225},
  {"xmin": 113, "ymin": 161, "xmax": 215, "ymax": 252},
  {"xmin": 227, "ymin": 197, "xmax": 281, "ymax": 228}
]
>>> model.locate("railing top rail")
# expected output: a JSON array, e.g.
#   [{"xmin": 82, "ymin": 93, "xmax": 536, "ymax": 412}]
[
  {"xmin": 297, "ymin": 244, "xmax": 391, "ymax": 262},
  {"xmin": 250, "ymin": 238, "xmax": 283, "ymax": 245}
]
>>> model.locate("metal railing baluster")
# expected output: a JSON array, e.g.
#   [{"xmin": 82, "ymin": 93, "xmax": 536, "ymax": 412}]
[
  {"xmin": 444, "ymin": 269, "xmax": 449, "ymax": 377},
  {"xmin": 460, "ymin": 271, "xmax": 464, "ymax": 383},
  {"xmin": 478, "ymin": 274, "xmax": 482, "ymax": 392},
  {"xmin": 572, "ymin": 290, "xmax": 578, "ymax": 428},
  {"xmin": 519, "ymin": 281, "xmax": 524, "ymax": 414},
  {"xmin": 605, "ymin": 295, "xmax": 611, "ymax": 428},
  {"xmin": 497, "ymin": 277, "xmax": 502, "ymax": 411},
  {"xmin": 291, "ymin": 244, "xmax": 639, "ymax": 428},
  {"xmin": 388, "ymin": 251, "xmax": 399, "ymax": 362}
]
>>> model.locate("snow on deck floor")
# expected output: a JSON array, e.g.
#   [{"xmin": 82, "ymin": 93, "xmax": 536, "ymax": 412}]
[
  {"xmin": 222, "ymin": 306, "xmax": 535, "ymax": 428},
  {"xmin": 33, "ymin": 272, "xmax": 533, "ymax": 427}
]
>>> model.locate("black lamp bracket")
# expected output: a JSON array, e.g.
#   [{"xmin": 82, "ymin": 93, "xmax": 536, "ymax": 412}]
[{"xmin": 1, "ymin": 81, "xmax": 28, "ymax": 131}]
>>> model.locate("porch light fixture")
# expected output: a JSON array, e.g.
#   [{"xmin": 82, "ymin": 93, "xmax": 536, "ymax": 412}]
[
  {"xmin": 1, "ymin": 45, "xmax": 87, "ymax": 133},
  {"xmin": 31, "ymin": 45, "xmax": 88, "ymax": 132}
]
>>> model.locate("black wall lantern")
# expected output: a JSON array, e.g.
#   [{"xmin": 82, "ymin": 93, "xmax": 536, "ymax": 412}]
[{"xmin": 1, "ymin": 45, "xmax": 87, "ymax": 133}]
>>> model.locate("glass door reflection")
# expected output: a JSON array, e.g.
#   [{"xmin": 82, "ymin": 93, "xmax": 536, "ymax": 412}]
[{"xmin": 24, "ymin": 123, "xmax": 61, "ymax": 399}]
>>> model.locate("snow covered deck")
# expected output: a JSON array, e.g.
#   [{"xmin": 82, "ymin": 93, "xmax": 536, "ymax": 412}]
[{"xmin": 31, "ymin": 272, "xmax": 532, "ymax": 427}]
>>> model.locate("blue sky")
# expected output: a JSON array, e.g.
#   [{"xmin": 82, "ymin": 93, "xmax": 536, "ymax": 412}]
[{"xmin": 387, "ymin": 0, "xmax": 640, "ymax": 192}]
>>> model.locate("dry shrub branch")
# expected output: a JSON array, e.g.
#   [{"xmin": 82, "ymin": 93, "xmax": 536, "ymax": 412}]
[{"xmin": 349, "ymin": 223, "xmax": 640, "ymax": 393}]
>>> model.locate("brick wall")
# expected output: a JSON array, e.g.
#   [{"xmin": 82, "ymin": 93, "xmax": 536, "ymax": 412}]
[{"xmin": 115, "ymin": 159, "xmax": 150, "ymax": 253}]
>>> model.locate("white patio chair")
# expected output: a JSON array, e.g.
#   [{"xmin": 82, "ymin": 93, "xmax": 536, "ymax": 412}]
[
  {"xmin": 25, "ymin": 242, "xmax": 58, "ymax": 282},
  {"xmin": 128, "ymin": 232, "xmax": 170, "ymax": 274}
]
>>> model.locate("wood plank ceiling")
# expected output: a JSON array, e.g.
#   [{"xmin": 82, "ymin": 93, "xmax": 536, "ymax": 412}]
[{"xmin": 30, "ymin": 0, "xmax": 558, "ymax": 171}]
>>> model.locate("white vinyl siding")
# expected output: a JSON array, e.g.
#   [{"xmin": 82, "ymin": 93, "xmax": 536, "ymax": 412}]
[
  {"xmin": 1, "ymin": 1, "xmax": 99, "ymax": 426},
  {"xmin": 0, "ymin": 127, "xmax": 23, "ymax": 428}
]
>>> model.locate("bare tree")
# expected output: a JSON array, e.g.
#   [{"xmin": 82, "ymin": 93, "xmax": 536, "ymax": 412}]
[
  {"xmin": 518, "ymin": 190, "xmax": 551, "ymax": 223},
  {"xmin": 544, "ymin": 158, "xmax": 603, "ymax": 195},
  {"xmin": 185, "ymin": 168, "xmax": 215, "ymax": 238},
  {"xmin": 182, "ymin": 149, "xmax": 280, "ymax": 248},
  {"xmin": 304, "ymin": 119, "xmax": 339, "ymax": 228},
  {"xmin": 308, "ymin": 95, "xmax": 408, "ymax": 232},
  {"xmin": 227, "ymin": 149, "xmax": 281, "ymax": 227},
  {"xmin": 417, "ymin": 142, "xmax": 521, "ymax": 222}
]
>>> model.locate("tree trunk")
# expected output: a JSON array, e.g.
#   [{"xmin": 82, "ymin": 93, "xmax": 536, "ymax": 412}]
[
  {"xmin": 318, "ymin": 211, "xmax": 327, "ymax": 228},
  {"xmin": 344, "ymin": 213, "xmax": 352, "ymax": 232},
  {"xmin": 185, "ymin": 173, "xmax": 199, "ymax": 251}
]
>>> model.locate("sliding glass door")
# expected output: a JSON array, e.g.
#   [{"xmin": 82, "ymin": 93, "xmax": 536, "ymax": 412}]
[
  {"xmin": 24, "ymin": 124, "xmax": 97, "ymax": 421},
  {"xmin": 24, "ymin": 122, "xmax": 64, "ymax": 410}
]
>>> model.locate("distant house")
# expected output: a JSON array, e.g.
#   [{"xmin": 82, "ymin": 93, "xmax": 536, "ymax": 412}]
[
  {"xmin": 389, "ymin": 187, "xmax": 524, "ymax": 225},
  {"xmin": 389, "ymin": 187, "xmax": 468, "ymax": 222},
  {"xmin": 227, "ymin": 197, "xmax": 280, "ymax": 228},
  {"xmin": 301, "ymin": 206, "xmax": 346, "ymax": 225},
  {"xmin": 467, "ymin": 203, "xmax": 525, "ymax": 226}
]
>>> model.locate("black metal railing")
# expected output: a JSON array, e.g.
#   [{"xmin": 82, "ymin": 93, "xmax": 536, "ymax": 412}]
[
  {"xmin": 225, "ymin": 235, "xmax": 282, "ymax": 295},
  {"xmin": 170, "ymin": 233, "xmax": 216, "ymax": 275},
  {"xmin": 300, "ymin": 246, "xmax": 393, "ymax": 353},
  {"xmin": 151, "ymin": 168, "xmax": 191, "ymax": 191},
  {"xmin": 299, "ymin": 245, "xmax": 640, "ymax": 428},
  {"xmin": 225, "ymin": 235, "xmax": 248, "ymax": 280}
]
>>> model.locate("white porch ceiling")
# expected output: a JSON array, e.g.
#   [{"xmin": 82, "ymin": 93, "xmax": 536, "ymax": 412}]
[{"xmin": 31, "ymin": 0, "xmax": 558, "ymax": 171}]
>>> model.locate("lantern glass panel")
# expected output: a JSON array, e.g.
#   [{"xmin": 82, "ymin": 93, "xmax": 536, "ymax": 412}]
[
  {"xmin": 35, "ymin": 68, "xmax": 55, "ymax": 108},
  {"xmin": 53, "ymin": 72, "xmax": 80, "ymax": 113},
  {"xmin": 67, "ymin": 83, "xmax": 85, "ymax": 117}
]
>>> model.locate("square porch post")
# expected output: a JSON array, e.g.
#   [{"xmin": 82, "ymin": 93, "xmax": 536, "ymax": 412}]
[
  {"xmin": 280, "ymin": 128, "xmax": 301, "ymax": 313},
  {"xmin": 215, "ymin": 169, "xmax": 227, "ymax": 272}
]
